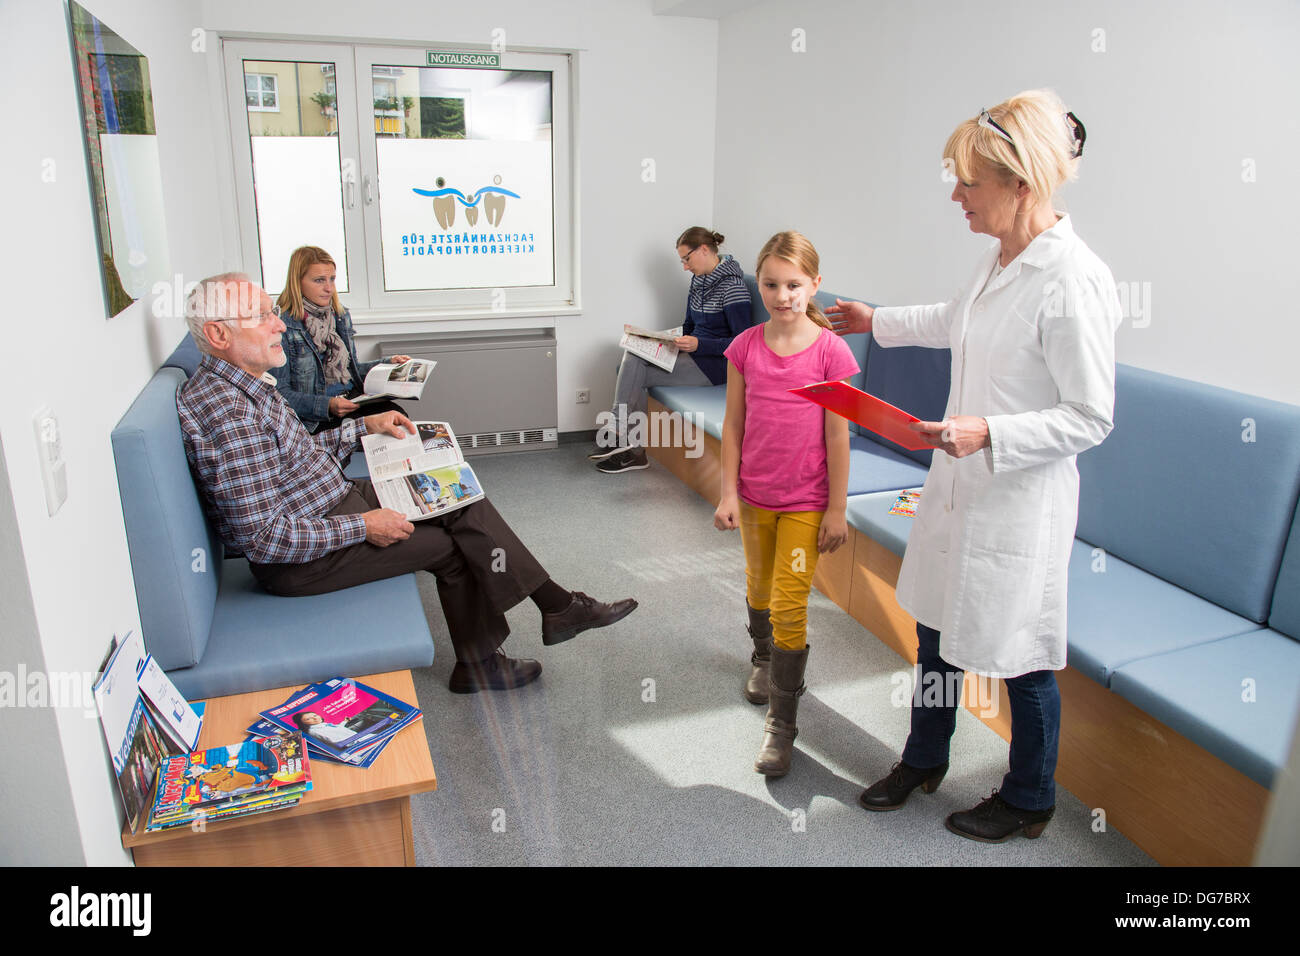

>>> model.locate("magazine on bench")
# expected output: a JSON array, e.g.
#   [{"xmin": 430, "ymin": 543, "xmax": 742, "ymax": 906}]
[
  {"xmin": 353, "ymin": 358, "xmax": 437, "ymax": 404},
  {"xmin": 619, "ymin": 324, "xmax": 682, "ymax": 373},
  {"xmin": 361, "ymin": 420, "xmax": 486, "ymax": 520}
]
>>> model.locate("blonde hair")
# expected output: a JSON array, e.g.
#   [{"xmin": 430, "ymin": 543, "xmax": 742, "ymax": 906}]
[
  {"xmin": 277, "ymin": 246, "xmax": 344, "ymax": 319},
  {"xmin": 755, "ymin": 231, "xmax": 831, "ymax": 330},
  {"xmin": 944, "ymin": 89, "xmax": 1080, "ymax": 207}
]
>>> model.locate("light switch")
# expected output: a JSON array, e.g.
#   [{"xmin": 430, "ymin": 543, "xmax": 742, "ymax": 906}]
[{"xmin": 33, "ymin": 406, "xmax": 68, "ymax": 516}]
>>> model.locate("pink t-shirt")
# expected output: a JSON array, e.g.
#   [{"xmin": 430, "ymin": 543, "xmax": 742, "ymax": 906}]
[{"xmin": 724, "ymin": 323, "xmax": 861, "ymax": 512}]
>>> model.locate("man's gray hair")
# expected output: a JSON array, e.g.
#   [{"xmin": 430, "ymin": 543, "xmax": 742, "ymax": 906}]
[{"xmin": 185, "ymin": 272, "xmax": 256, "ymax": 355}]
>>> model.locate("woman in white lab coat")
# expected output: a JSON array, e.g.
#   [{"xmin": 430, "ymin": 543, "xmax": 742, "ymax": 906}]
[{"xmin": 826, "ymin": 90, "xmax": 1120, "ymax": 843}]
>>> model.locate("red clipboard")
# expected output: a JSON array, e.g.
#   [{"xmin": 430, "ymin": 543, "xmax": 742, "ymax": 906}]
[{"xmin": 790, "ymin": 381, "xmax": 933, "ymax": 451}]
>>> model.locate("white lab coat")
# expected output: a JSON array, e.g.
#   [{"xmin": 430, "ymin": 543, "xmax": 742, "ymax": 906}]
[{"xmin": 872, "ymin": 215, "xmax": 1121, "ymax": 678}]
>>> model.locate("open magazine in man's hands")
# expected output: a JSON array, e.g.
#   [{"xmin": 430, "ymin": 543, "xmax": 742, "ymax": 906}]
[
  {"xmin": 353, "ymin": 358, "xmax": 436, "ymax": 403},
  {"xmin": 360, "ymin": 421, "xmax": 485, "ymax": 520}
]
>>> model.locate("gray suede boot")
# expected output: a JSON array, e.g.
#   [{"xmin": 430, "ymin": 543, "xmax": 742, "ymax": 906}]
[
  {"xmin": 754, "ymin": 644, "xmax": 809, "ymax": 777},
  {"xmin": 744, "ymin": 602, "xmax": 772, "ymax": 705}
]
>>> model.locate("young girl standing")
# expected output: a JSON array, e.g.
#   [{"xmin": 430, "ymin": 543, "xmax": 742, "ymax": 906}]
[{"xmin": 714, "ymin": 232, "xmax": 859, "ymax": 777}]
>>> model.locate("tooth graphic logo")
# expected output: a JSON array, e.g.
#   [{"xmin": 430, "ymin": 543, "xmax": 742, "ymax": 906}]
[{"xmin": 413, "ymin": 174, "xmax": 519, "ymax": 230}]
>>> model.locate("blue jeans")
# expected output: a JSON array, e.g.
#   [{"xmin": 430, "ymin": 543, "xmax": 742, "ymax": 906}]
[{"xmin": 900, "ymin": 623, "xmax": 1060, "ymax": 811}]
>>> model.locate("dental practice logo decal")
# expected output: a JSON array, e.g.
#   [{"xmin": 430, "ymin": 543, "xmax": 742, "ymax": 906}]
[{"xmin": 413, "ymin": 174, "xmax": 521, "ymax": 229}]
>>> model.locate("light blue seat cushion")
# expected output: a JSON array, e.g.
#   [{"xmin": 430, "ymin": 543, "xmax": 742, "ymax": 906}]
[
  {"xmin": 1267, "ymin": 501, "xmax": 1300, "ymax": 639},
  {"xmin": 1077, "ymin": 364, "xmax": 1300, "ymax": 623},
  {"xmin": 112, "ymin": 368, "xmax": 222, "ymax": 670},
  {"xmin": 649, "ymin": 384, "xmax": 727, "ymax": 441},
  {"xmin": 165, "ymin": 560, "xmax": 435, "ymax": 700},
  {"xmin": 846, "ymin": 490, "xmax": 919, "ymax": 557},
  {"xmin": 1109, "ymin": 629, "xmax": 1300, "ymax": 787},
  {"xmin": 1064, "ymin": 538, "xmax": 1261, "ymax": 686},
  {"xmin": 846, "ymin": 436, "xmax": 930, "ymax": 497}
]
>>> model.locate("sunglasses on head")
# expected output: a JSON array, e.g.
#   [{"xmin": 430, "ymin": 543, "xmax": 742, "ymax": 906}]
[{"xmin": 977, "ymin": 108, "xmax": 1086, "ymax": 159}]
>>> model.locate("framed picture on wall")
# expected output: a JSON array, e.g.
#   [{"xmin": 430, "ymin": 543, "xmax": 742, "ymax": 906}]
[{"xmin": 67, "ymin": 0, "xmax": 171, "ymax": 319}]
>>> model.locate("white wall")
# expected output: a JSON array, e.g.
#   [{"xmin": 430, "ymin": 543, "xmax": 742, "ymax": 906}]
[
  {"xmin": 712, "ymin": 0, "xmax": 1300, "ymax": 404},
  {"xmin": 199, "ymin": 0, "xmax": 721, "ymax": 431},
  {"xmin": 0, "ymin": 0, "xmax": 222, "ymax": 864}
]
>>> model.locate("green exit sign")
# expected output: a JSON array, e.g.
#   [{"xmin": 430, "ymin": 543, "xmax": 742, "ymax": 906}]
[{"xmin": 426, "ymin": 51, "xmax": 500, "ymax": 68}]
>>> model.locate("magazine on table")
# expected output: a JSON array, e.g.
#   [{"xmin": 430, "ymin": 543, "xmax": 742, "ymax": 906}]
[
  {"xmin": 354, "ymin": 358, "xmax": 436, "ymax": 403},
  {"xmin": 136, "ymin": 653, "xmax": 203, "ymax": 753},
  {"xmin": 245, "ymin": 716, "xmax": 389, "ymax": 768},
  {"xmin": 93, "ymin": 631, "xmax": 169, "ymax": 835},
  {"xmin": 619, "ymin": 324, "xmax": 682, "ymax": 373},
  {"xmin": 146, "ymin": 732, "xmax": 312, "ymax": 832},
  {"xmin": 362, "ymin": 420, "xmax": 486, "ymax": 521},
  {"xmin": 257, "ymin": 677, "xmax": 423, "ymax": 766}
]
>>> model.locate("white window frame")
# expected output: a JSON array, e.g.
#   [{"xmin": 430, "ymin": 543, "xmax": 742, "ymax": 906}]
[
  {"xmin": 244, "ymin": 72, "xmax": 279, "ymax": 112},
  {"xmin": 223, "ymin": 38, "xmax": 579, "ymax": 322}
]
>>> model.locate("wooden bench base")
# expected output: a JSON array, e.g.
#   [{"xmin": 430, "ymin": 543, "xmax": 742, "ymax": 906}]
[{"xmin": 647, "ymin": 399, "xmax": 1269, "ymax": 865}]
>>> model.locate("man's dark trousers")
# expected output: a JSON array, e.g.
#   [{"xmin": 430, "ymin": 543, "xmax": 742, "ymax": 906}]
[{"xmin": 250, "ymin": 480, "xmax": 549, "ymax": 662}]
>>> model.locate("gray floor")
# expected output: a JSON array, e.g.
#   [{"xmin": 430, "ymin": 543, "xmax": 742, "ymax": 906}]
[{"xmin": 406, "ymin": 444, "xmax": 1154, "ymax": 867}]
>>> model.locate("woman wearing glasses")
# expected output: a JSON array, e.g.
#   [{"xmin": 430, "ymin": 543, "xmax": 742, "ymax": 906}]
[
  {"xmin": 826, "ymin": 90, "xmax": 1120, "ymax": 843},
  {"xmin": 592, "ymin": 226, "xmax": 753, "ymax": 473},
  {"xmin": 273, "ymin": 246, "xmax": 410, "ymax": 432}
]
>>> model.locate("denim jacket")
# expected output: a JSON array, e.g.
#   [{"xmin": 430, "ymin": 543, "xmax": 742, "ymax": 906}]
[{"xmin": 275, "ymin": 308, "xmax": 379, "ymax": 429}]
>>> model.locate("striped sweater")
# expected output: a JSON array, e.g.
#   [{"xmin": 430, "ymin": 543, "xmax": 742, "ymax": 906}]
[{"xmin": 684, "ymin": 254, "xmax": 754, "ymax": 384}]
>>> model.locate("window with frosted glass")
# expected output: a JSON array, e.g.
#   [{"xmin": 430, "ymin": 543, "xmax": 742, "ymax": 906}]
[
  {"xmin": 371, "ymin": 67, "xmax": 554, "ymax": 292},
  {"xmin": 242, "ymin": 60, "xmax": 348, "ymax": 294}
]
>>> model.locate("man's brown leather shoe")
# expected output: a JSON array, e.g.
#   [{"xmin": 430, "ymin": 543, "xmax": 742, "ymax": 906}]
[
  {"xmin": 448, "ymin": 651, "xmax": 542, "ymax": 693},
  {"xmin": 541, "ymin": 592, "xmax": 638, "ymax": 646}
]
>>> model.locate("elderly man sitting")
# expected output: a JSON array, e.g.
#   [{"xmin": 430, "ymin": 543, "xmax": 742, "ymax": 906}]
[{"xmin": 176, "ymin": 273, "xmax": 636, "ymax": 692}]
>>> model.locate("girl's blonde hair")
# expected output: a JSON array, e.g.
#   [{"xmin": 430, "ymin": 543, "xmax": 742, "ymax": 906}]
[
  {"xmin": 944, "ymin": 89, "xmax": 1081, "ymax": 207},
  {"xmin": 276, "ymin": 246, "xmax": 344, "ymax": 319},
  {"xmin": 755, "ymin": 231, "xmax": 830, "ymax": 330}
]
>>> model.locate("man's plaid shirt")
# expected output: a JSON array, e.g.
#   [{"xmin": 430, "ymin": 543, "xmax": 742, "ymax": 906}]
[{"xmin": 177, "ymin": 354, "xmax": 370, "ymax": 564}]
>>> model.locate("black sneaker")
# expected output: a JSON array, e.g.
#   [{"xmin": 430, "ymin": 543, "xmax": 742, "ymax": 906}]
[
  {"xmin": 596, "ymin": 449, "xmax": 649, "ymax": 473},
  {"xmin": 945, "ymin": 790, "xmax": 1054, "ymax": 843},
  {"xmin": 587, "ymin": 443, "xmax": 628, "ymax": 461}
]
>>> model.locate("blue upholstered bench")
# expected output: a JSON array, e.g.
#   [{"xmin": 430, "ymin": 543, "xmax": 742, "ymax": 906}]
[
  {"xmin": 1070, "ymin": 365, "xmax": 1300, "ymax": 786},
  {"xmin": 111, "ymin": 363, "xmax": 434, "ymax": 700}
]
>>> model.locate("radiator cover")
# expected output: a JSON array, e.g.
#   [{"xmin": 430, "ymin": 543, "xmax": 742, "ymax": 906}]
[{"xmin": 378, "ymin": 329, "xmax": 558, "ymax": 456}]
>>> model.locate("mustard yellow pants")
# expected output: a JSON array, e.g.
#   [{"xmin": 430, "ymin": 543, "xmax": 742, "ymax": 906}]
[{"xmin": 739, "ymin": 502, "xmax": 824, "ymax": 651}]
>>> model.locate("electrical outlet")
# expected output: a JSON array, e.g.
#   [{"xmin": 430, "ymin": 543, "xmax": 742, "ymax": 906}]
[{"xmin": 576, "ymin": 389, "xmax": 590, "ymax": 404}]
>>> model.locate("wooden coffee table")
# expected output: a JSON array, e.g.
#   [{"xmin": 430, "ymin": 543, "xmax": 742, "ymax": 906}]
[{"xmin": 122, "ymin": 670, "xmax": 436, "ymax": 867}]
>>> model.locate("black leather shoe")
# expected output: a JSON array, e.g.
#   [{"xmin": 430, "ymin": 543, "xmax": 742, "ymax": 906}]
[
  {"xmin": 541, "ymin": 592, "xmax": 638, "ymax": 646},
  {"xmin": 858, "ymin": 760, "xmax": 949, "ymax": 811},
  {"xmin": 448, "ymin": 651, "xmax": 542, "ymax": 694},
  {"xmin": 945, "ymin": 790, "xmax": 1054, "ymax": 843}
]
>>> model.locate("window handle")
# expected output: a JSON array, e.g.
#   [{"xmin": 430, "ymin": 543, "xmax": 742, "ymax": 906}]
[
  {"xmin": 363, "ymin": 174, "xmax": 374, "ymax": 205},
  {"xmin": 345, "ymin": 177, "xmax": 355, "ymax": 209}
]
